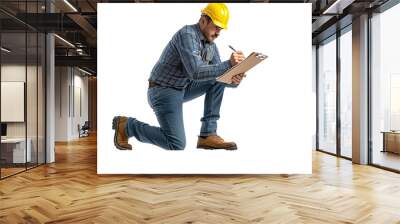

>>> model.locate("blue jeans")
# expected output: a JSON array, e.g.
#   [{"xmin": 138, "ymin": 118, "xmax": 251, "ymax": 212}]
[{"xmin": 125, "ymin": 80, "xmax": 225, "ymax": 150}]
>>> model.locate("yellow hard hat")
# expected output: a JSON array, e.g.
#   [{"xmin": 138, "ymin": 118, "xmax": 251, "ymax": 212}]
[{"xmin": 201, "ymin": 3, "xmax": 230, "ymax": 30}]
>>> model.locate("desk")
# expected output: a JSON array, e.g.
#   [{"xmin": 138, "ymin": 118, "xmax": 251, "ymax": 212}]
[
  {"xmin": 381, "ymin": 131, "xmax": 400, "ymax": 154},
  {"xmin": 1, "ymin": 138, "xmax": 31, "ymax": 163}
]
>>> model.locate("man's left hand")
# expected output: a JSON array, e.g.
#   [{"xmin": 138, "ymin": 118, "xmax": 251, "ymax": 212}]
[{"xmin": 231, "ymin": 73, "xmax": 246, "ymax": 85}]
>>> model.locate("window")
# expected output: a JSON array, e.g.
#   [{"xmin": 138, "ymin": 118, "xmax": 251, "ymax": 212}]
[
  {"xmin": 371, "ymin": 2, "xmax": 400, "ymax": 171},
  {"xmin": 339, "ymin": 28, "xmax": 352, "ymax": 158},
  {"xmin": 318, "ymin": 36, "xmax": 337, "ymax": 154}
]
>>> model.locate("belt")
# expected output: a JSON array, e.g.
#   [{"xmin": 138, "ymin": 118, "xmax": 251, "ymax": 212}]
[
  {"xmin": 148, "ymin": 81, "xmax": 183, "ymax": 91},
  {"xmin": 148, "ymin": 81, "xmax": 160, "ymax": 88}
]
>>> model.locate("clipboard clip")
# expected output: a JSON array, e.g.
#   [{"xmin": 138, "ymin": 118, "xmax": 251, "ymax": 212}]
[{"xmin": 255, "ymin": 53, "xmax": 268, "ymax": 60}]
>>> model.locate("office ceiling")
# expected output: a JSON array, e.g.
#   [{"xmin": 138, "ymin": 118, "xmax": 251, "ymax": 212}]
[{"xmin": 0, "ymin": 0, "xmax": 393, "ymax": 75}]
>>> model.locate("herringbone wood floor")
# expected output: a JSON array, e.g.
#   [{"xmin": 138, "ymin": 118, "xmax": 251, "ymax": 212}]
[{"xmin": 1, "ymin": 134, "xmax": 400, "ymax": 224}]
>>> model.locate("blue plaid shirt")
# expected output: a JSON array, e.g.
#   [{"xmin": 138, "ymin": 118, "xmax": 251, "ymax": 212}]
[{"xmin": 148, "ymin": 23, "xmax": 232, "ymax": 89}]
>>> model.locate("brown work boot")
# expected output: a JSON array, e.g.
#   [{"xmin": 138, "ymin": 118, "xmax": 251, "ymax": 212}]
[
  {"xmin": 197, "ymin": 135, "xmax": 237, "ymax": 150},
  {"xmin": 112, "ymin": 116, "xmax": 132, "ymax": 150}
]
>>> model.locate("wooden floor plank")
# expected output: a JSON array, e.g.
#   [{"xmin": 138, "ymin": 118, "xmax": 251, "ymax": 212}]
[{"xmin": 1, "ymin": 134, "xmax": 400, "ymax": 223}]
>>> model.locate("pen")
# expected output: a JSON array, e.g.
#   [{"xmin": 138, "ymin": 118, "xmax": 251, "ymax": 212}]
[{"xmin": 228, "ymin": 45, "xmax": 237, "ymax": 52}]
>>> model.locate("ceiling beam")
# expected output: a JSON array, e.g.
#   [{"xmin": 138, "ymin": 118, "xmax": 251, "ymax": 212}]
[
  {"xmin": 67, "ymin": 13, "xmax": 97, "ymax": 39},
  {"xmin": 52, "ymin": 0, "xmax": 97, "ymax": 46},
  {"xmin": 322, "ymin": 0, "xmax": 356, "ymax": 14},
  {"xmin": 55, "ymin": 55, "xmax": 96, "ymax": 69}
]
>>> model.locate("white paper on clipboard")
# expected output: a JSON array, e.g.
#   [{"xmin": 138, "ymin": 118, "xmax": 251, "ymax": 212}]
[{"xmin": 216, "ymin": 52, "xmax": 268, "ymax": 84}]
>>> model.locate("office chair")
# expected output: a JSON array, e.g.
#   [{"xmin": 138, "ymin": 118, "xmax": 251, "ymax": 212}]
[{"xmin": 79, "ymin": 121, "xmax": 90, "ymax": 138}]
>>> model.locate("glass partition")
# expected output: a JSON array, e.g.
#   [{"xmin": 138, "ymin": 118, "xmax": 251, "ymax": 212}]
[
  {"xmin": 38, "ymin": 32, "xmax": 45, "ymax": 165},
  {"xmin": 371, "ymin": 3, "xmax": 400, "ymax": 171},
  {"xmin": 1, "ymin": 31, "xmax": 28, "ymax": 177},
  {"xmin": 0, "ymin": 1, "xmax": 46, "ymax": 179},
  {"xmin": 317, "ymin": 35, "xmax": 337, "ymax": 155},
  {"xmin": 339, "ymin": 28, "xmax": 352, "ymax": 158},
  {"xmin": 27, "ymin": 30, "xmax": 38, "ymax": 169}
]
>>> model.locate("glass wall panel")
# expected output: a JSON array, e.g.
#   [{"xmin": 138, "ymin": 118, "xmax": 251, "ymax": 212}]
[
  {"xmin": 1, "ymin": 31, "xmax": 27, "ymax": 177},
  {"xmin": 371, "ymin": 3, "xmax": 400, "ymax": 171},
  {"xmin": 0, "ymin": 1, "xmax": 46, "ymax": 179},
  {"xmin": 38, "ymin": 32, "xmax": 45, "ymax": 165},
  {"xmin": 27, "ymin": 30, "xmax": 38, "ymax": 169},
  {"xmin": 339, "ymin": 28, "xmax": 352, "ymax": 158},
  {"xmin": 318, "ymin": 36, "xmax": 337, "ymax": 154},
  {"xmin": 26, "ymin": 0, "xmax": 40, "ymax": 169}
]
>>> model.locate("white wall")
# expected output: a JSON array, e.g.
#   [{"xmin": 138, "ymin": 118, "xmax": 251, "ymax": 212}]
[
  {"xmin": 1, "ymin": 65, "xmax": 26, "ymax": 132},
  {"xmin": 55, "ymin": 66, "xmax": 69, "ymax": 141},
  {"xmin": 98, "ymin": 4, "xmax": 312, "ymax": 174},
  {"xmin": 71, "ymin": 71, "xmax": 89, "ymax": 138},
  {"xmin": 55, "ymin": 67, "xmax": 89, "ymax": 141}
]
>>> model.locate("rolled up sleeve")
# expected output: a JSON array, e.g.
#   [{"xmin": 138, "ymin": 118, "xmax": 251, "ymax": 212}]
[{"xmin": 211, "ymin": 44, "xmax": 238, "ymax": 88}]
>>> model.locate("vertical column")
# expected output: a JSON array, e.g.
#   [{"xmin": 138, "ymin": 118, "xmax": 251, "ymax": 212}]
[
  {"xmin": 336, "ymin": 30, "xmax": 341, "ymax": 156},
  {"xmin": 46, "ymin": 0, "xmax": 55, "ymax": 163},
  {"xmin": 352, "ymin": 14, "xmax": 369, "ymax": 164}
]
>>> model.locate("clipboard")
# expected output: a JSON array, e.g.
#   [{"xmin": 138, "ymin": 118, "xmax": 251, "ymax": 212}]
[{"xmin": 216, "ymin": 52, "xmax": 268, "ymax": 84}]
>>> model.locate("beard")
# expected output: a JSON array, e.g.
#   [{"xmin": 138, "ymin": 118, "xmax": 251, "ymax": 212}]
[{"xmin": 209, "ymin": 34, "xmax": 218, "ymax": 42}]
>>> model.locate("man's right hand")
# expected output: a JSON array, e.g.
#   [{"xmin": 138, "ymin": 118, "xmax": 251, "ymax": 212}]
[{"xmin": 230, "ymin": 51, "xmax": 245, "ymax": 66}]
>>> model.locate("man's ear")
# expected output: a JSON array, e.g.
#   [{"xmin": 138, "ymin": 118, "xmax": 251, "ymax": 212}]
[
  {"xmin": 200, "ymin": 18, "xmax": 205, "ymax": 25},
  {"xmin": 200, "ymin": 16, "xmax": 210, "ymax": 26}
]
